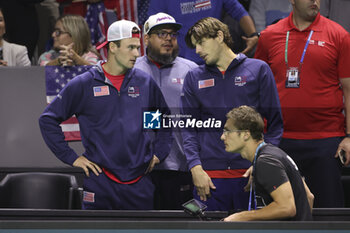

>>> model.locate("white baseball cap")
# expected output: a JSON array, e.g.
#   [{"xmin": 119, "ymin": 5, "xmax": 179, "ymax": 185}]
[
  {"xmin": 144, "ymin": 12, "xmax": 182, "ymax": 35},
  {"xmin": 97, "ymin": 19, "xmax": 141, "ymax": 50}
]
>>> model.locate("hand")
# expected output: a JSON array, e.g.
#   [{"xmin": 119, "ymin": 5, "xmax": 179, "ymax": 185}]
[
  {"xmin": 61, "ymin": 44, "xmax": 91, "ymax": 66},
  {"xmin": 191, "ymin": 165, "xmax": 216, "ymax": 201},
  {"xmin": 243, "ymin": 166, "xmax": 253, "ymax": 192},
  {"xmin": 241, "ymin": 35, "xmax": 259, "ymax": 55},
  {"xmin": 0, "ymin": 60, "xmax": 8, "ymax": 66},
  {"xmin": 223, "ymin": 212, "xmax": 244, "ymax": 222},
  {"xmin": 67, "ymin": 48, "xmax": 79, "ymax": 63},
  {"xmin": 73, "ymin": 156, "xmax": 102, "ymax": 177},
  {"xmin": 58, "ymin": 43, "xmax": 74, "ymax": 66},
  {"xmin": 145, "ymin": 155, "xmax": 160, "ymax": 174},
  {"xmin": 335, "ymin": 137, "xmax": 350, "ymax": 166},
  {"xmin": 58, "ymin": 55, "xmax": 74, "ymax": 66}
]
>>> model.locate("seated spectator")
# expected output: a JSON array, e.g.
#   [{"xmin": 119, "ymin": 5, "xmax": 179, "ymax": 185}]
[
  {"xmin": 38, "ymin": 14, "xmax": 100, "ymax": 66},
  {"xmin": 0, "ymin": 8, "xmax": 31, "ymax": 67},
  {"xmin": 0, "ymin": 0, "xmax": 41, "ymax": 61},
  {"xmin": 221, "ymin": 106, "xmax": 314, "ymax": 221}
]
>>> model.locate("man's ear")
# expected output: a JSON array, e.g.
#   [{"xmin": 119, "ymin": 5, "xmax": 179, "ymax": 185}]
[
  {"xmin": 109, "ymin": 42, "xmax": 116, "ymax": 53},
  {"xmin": 109, "ymin": 41, "xmax": 120, "ymax": 54},
  {"xmin": 144, "ymin": 34, "xmax": 150, "ymax": 47},
  {"xmin": 243, "ymin": 131, "xmax": 251, "ymax": 141},
  {"xmin": 216, "ymin": 30, "xmax": 224, "ymax": 43}
]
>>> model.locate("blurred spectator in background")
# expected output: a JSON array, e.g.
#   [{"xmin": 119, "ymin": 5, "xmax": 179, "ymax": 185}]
[
  {"xmin": 0, "ymin": 0, "xmax": 43, "ymax": 61},
  {"xmin": 56, "ymin": 0, "xmax": 146, "ymax": 59},
  {"xmin": 38, "ymin": 14, "xmax": 100, "ymax": 66},
  {"xmin": 221, "ymin": 0, "xmax": 251, "ymax": 56},
  {"xmin": 36, "ymin": 0, "xmax": 60, "ymax": 59},
  {"xmin": 0, "ymin": 8, "xmax": 31, "ymax": 66},
  {"xmin": 249, "ymin": 0, "xmax": 291, "ymax": 33},
  {"xmin": 321, "ymin": 0, "xmax": 350, "ymax": 33},
  {"xmin": 57, "ymin": 0, "xmax": 102, "ymax": 17},
  {"xmin": 147, "ymin": 0, "xmax": 259, "ymax": 64}
]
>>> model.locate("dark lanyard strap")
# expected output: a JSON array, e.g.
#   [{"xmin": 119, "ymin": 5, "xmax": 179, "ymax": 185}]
[
  {"xmin": 248, "ymin": 141, "xmax": 266, "ymax": 211},
  {"xmin": 285, "ymin": 30, "xmax": 314, "ymax": 68}
]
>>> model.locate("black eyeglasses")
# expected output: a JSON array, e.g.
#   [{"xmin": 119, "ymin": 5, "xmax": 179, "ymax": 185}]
[
  {"xmin": 53, "ymin": 29, "xmax": 70, "ymax": 37},
  {"xmin": 152, "ymin": 31, "xmax": 179, "ymax": 39}
]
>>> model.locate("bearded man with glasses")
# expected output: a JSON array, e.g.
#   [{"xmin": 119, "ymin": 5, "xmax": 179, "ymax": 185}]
[{"xmin": 135, "ymin": 12, "xmax": 198, "ymax": 210}]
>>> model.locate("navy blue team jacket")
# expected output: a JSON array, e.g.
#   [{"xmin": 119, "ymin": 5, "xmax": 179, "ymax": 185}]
[{"xmin": 39, "ymin": 62, "xmax": 172, "ymax": 181}]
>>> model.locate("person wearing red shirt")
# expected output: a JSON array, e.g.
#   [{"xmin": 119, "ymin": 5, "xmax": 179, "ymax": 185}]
[{"xmin": 255, "ymin": 0, "xmax": 350, "ymax": 207}]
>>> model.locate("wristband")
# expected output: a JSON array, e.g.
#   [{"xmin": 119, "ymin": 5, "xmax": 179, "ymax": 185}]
[
  {"xmin": 248, "ymin": 32, "xmax": 260, "ymax": 38},
  {"xmin": 346, "ymin": 134, "xmax": 350, "ymax": 137}
]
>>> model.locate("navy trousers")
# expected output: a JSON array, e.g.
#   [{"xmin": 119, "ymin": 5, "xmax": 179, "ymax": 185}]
[
  {"xmin": 193, "ymin": 177, "xmax": 250, "ymax": 211},
  {"xmin": 82, "ymin": 172, "xmax": 154, "ymax": 210}
]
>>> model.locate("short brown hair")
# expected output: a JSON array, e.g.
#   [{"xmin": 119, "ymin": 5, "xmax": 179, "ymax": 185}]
[
  {"xmin": 226, "ymin": 106, "xmax": 264, "ymax": 141},
  {"xmin": 185, "ymin": 17, "xmax": 234, "ymax": 49}
]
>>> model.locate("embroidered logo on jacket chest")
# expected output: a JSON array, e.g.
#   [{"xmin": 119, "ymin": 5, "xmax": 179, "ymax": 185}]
[
  {"xmin": 128, "ymin": 86, "xmax": 140, "ymax": 98},
  {"xmin": 234, "ymin": 76, "xmax": 247, "ymax": 87},
  {"xmin": 171, "ymin": 78, "xmax": 184, "ymax": 85}
]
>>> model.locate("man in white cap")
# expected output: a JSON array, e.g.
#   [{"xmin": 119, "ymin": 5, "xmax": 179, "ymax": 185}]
[
  {"xmin": 39, "ymin": 19, "xmax": 172, "ymax": 210},
  {"xmin": 134, "ymin": 13, "xmax": 198, "ymax": 210}
]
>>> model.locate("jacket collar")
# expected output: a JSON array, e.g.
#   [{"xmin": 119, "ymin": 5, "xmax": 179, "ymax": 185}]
[
  {"xmin": 93, "ymin": 60, "xmax": 133, "ymax": 85},
  {"xmin": 205, "ymin": 53, "xmax": 247, "ymax": 74}
]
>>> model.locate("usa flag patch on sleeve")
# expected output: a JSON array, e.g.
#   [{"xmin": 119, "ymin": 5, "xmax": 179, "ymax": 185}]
[{"xmin": 83, "ymin": 191, "xmax": 95, "ymax": 203}]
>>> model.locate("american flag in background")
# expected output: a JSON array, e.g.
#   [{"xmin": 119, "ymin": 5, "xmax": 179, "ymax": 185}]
[
  {"xmin": 85, "ymin": 2, "xmax": 107, "ymax": 45},
  {"xmin": 45, "ymin": 66, "xmax": 92, "ymax": 141},
  {"xmin": 137, "ymin": 0, "xmax": 150, "ymax": 26},
  {"xmin": 113, "ymin": 0, "xmax": 138, "ymax": 22},
  {"xmin": 85, "ymin": 2, "xmax": 108, "ymax": 60},
  {"xmin": 85, "ymin": 0, "xmax": 149, "ymax": 58},
  {"xmin": 106, "ymin": 0, "xmax": 148, "ymax": 55},
  {"xmin": 137, "ymin": 0, "xmax": 149, "ymax": 55}
]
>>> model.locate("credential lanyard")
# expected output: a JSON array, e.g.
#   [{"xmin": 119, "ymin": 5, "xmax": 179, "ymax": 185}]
[
  {"xmin": 248, "ymin": 141, "xmax": 266, "ymax": 211},
  {"xmin": 285, "ymin": 30, "xmax": 313, "ymax": 68}
]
